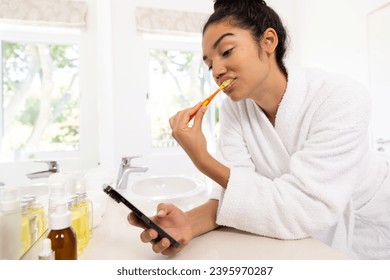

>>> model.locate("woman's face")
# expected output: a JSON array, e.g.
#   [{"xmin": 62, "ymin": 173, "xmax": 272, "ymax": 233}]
[{"xmin": 202, "ymin": 20, "xmax": 271, "ymax": 102}]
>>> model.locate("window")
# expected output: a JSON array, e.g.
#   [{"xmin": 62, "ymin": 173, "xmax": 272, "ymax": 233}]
[
  {"xmin": 147, "ymin": 43, "xmax": 224, "ymax": 152},
  {"xmin": 1, "ymin": 41, "xmax": 80, "ymax": 160}
]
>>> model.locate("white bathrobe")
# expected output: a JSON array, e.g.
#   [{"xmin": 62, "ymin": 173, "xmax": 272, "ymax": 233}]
[{"xmin": 213, "ymin": 66, "xmax": 390, "ymax": 259}]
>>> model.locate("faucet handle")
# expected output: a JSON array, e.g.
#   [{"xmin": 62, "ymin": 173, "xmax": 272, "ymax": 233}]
[
  {"xmin": 121, "ymin": 156, "xmax": 141, "ymax": 166},
  {"xmin": 34, "ymin": 160, "xmax": 60, "ymax": 171}
]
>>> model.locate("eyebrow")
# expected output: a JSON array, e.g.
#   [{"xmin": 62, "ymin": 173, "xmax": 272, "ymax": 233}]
[{"xmin": 203, "ymin": 32, "xmax": 235, "ymax": 61}]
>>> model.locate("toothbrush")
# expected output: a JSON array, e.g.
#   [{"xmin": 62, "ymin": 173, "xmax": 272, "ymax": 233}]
[{"xmin": 189, "ymin": 79, "xmax": 233, "ymax": 122}]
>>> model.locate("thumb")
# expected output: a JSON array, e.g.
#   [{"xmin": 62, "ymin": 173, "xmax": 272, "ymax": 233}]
[
  {"xmin": 193, "ymin": 106, "xmax": 208, "ymax": 128},
  {"xmin": 156, "ymin": 202, "xmax": 171, "ymax": 218}
]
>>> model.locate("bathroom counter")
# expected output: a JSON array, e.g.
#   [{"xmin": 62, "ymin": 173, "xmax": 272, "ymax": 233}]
[{"xmin": 22, "ymin": 198, "xmax": 347, "ymax": 260}]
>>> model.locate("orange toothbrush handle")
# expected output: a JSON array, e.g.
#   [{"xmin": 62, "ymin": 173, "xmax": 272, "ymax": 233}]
[{"xmin": 187, "ymin": 79, "xmax": 232, "ymax": 123}]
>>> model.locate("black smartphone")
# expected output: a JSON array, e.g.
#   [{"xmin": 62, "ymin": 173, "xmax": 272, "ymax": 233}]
[{"xmin": 102, "ymin": 184, "xmax": 180, "ymax": 248}]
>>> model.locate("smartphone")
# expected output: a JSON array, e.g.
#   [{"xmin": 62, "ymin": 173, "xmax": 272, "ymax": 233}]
[{"xmin": 102, "ymin": 184, "xmax": 180, "ymax": 248}]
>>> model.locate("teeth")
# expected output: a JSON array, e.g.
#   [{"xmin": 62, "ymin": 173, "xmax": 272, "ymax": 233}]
[{"xmin": 221, "ymin": 79, "xmax": 233, "ymax": 89}]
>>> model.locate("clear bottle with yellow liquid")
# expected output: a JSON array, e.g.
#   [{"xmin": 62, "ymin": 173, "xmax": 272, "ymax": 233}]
[
  {"xmin": 30, "ymin": 198, "xmax": 46, "ymax": 237},
  {"xmin": 76, "ymin": 191, "xmax": 93, "ymax": 239},
  {"xmin": 69, "ymin": 195, "xmax": 89, "ymax": 256},
  {"xmin": 21, "ymin": 195, "xmax": 46, "ymax": 245},
  {"xmin": 69, "ymin": 176, "xmax": 93, "ymax": 256},
  {"xmin": 20, "ymin": 203, "xmax": 31, "ymax": 255}
]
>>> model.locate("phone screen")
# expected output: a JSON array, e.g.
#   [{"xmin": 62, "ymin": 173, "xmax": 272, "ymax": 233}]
[{"xmin": 103, "ymin": 184, "xmax": 180, "ymax": 248}]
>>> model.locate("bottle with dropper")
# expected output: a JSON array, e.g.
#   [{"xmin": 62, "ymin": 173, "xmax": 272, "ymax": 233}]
[
  {"xmin": 38, "ymin": 238, "xmax": 54, "ymax": 260},
  {"xmin": 47, "ymin": 202, "xmax": 77, "ymax": 260}
]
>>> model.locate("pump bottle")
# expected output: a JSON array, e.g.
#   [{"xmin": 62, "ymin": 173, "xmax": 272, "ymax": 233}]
[
  {"xmin": 0, "ymin": 187, "xmax": 22, "ymax": 259},
  {"xmin": 47, "ymin": 203, "xmax": 77, "ymax": 260}
]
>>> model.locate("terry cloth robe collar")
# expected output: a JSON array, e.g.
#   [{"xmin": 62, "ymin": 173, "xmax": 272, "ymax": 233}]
[{"xmin": 243, "ymin": 66, "xmax": 309, "ymax": 179}]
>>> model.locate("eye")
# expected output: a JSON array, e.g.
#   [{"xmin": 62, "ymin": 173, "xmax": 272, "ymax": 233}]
[{"xmin": 222, "ymin": 48, "xmax": 233, "ymax": 57}]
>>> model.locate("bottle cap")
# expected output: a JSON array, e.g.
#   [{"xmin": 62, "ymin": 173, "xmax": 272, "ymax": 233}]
[
  {"xmin": 50, "ymin": 202, "xmax": 71, "ymax": 230},
  {"xmin": 38, "ymin": 238, "xmax": 54, "ymax": 260},
  {"xmin": 75, "ymin": 175, "xmax": 87, "ymax": 194},
  {"xmin": 21, "ymin": 195, "xmax": 35, "ymax": 207},
  {"xmin": 49, "ymin": 183, "xmax": 65, "ymax": 197},
  {"xmin": 0, "ymin": 187, "xmax": 20, "ymax": 212},
  {"xmin": 48, "ymin": 184, "xmax": 66, "ymax": 209}
]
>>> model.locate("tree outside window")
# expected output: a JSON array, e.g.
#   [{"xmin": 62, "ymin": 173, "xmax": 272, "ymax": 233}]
[
  {"xmin": 149, "ymin": 48, "xmax": 221, "ymax": 150},
  {"xmin": 1, "ymin": 41, "xmax": 80, "ymax": 160}
]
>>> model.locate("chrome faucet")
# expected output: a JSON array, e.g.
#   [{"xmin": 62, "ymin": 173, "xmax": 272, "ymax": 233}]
[
  {"xmin": 26, "ymin": 161, "xmax": 60, "ymax": 179},
  {"xmin": 116, "ymin": 156, "xmax": 148, "ymax": 189}
]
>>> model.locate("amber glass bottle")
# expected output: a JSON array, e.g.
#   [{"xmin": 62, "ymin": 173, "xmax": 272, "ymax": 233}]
[{"xmin": 47, "ymin": 203, "xmax": 77, "ymax": 260}]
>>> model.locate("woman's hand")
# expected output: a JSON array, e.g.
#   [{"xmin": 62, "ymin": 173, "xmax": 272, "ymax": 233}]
[
  {"xmin": 169, "ymin": 102, "xmax": 208, "ymax": 162},
  {"xmin": 127, "ymin": 203, "xmax": 193, "ymax": 256}
]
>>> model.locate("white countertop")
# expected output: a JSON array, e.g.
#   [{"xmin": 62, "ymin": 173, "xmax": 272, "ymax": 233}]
[{"xmin": 23, "ymin": 198, "xmax": 347, "ymax": 260}]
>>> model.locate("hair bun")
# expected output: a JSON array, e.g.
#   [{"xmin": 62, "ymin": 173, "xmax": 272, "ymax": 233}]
[{"xmin": 214, "ymin": 0, "xmax": 267, "ymax": 10}]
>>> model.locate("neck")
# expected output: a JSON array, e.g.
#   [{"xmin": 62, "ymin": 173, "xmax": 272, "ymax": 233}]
[{"xmin": 253, "ymin": 64, "xmax": 287, "ymax": 126}]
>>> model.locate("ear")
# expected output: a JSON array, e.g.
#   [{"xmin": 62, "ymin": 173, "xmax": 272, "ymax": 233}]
[{"xmin": 261, "ymin": 28, "xmax": 278, "ymax": 54}]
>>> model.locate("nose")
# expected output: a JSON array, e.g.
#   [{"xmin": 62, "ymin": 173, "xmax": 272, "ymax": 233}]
[{"xmin": 212, "ymin": 60, "xmax": 227, "ymax": 84}]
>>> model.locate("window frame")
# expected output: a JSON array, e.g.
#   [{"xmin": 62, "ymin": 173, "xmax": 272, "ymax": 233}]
[
  {"xmin": 142, "ymin": 35, "xmax": 220, "ymax": 156},
  {"xmin": 0, "ymin": 23, "xmax": 99, "ymax": 184},
  {"xmin": 0, "ymin": 25, "xmax": 82, "ymax": 161}
]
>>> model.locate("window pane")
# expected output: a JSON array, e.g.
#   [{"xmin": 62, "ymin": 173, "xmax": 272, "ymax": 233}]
[
  {"xmin": 149, "ymin": 49, "xmax": 218, "ymax": 149},
  {"xmin": 1, "ymin": 41, "xmax": 80, "ymax": 160}
]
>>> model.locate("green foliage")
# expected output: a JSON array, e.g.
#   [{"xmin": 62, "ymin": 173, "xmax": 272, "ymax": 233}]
[
  {"xmin": 2, "ymin": 42, "xmax": 26, "ymax": 59},
  {"xmin": 49, "ymin": 45, "xmax": 78, "ymax": 69},
  {"xmin": 2, "ymin": 41, "xmax": 80, "ymax": 154},
  {"xmin": 149, "ymin": 49, "xmax": 194, "ymax": 75},
  {"xmin": 17, "ymin": 97, "xmax": 40, "ymax": 126}
]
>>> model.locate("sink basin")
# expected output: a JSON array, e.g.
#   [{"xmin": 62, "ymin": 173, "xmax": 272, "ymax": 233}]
[{"xmin": 127, "ymin": 175, "xmax": 208, "ymax": 212}]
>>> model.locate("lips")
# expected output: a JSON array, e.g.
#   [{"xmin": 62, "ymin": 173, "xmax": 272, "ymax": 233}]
[{"xmin": 222, "ymin": 78, "xmax": 235, "ymax": 93}]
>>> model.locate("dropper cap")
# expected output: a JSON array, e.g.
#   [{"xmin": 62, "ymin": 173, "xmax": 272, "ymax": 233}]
[
  {"xmin": 50, "ymin": 202, "xmax": 71, "ymax": 230},
  {"xmin": 38, "ymin": 238, "xmax": 54, "ymax": 260}
]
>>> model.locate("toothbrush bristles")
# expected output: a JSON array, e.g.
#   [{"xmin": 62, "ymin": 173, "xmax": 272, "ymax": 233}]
[{"xmin": 221, "ymin": 79, "xmax": 233, "ymax": 89}]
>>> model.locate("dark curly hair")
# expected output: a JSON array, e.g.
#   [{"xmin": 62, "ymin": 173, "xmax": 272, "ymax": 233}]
[{"xmin": 203, "ymin": 0, "xmax": 288, "ymax": 77}]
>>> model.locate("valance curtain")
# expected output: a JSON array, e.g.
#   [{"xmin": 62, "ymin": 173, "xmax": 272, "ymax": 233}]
[
  {"xmin": 0, "ymin": 0, "xmax": 87, "ymax": 28},
  {"xmin": 135, "ymin": 7, "xmax": 209, "ymax": 36}
]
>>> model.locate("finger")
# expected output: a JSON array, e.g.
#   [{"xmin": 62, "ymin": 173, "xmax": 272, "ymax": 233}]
[
  {"xmin": 152, "ymin": 238, "xmax": 171, "ymax": 254},
  {"xmin": 156, "ymin": 202, "xmax": 176, "ymax": 220},
  {"xmin": 156, "ymin": 203, "xmax": 169, "ymax": 218},
  {"xmin": 187, "ymin": 102, "xmax": 203, "ymax": 122},
  {"xmin": 168, "ymin": 115, "xmax": 175, "ymax": 129},
  {"xmin": 140, "ymin": 228, "xmax": 158, "ymax": 243},
  {"xmin": 192, "ymin": 106, "xmax": 207, "ymax": 129},
  {"xmin": 161, "ymin": 247, "xmax": 179, "ymax": 256},
  {"xmin": 127, "ymin": 213, "xmax": 148, "ymax": 229}
]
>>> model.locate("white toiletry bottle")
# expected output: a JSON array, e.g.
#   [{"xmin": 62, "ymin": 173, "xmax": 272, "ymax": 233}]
[
  {"xmin": 0, "ymin": 187, "xmax": 22, "ymax": 259},
  {"xmin": 38, "ymin": 238, "xmax": 55, "ymax": 260},
  {"xmin": 48, "ymin": 183, "xmax": 66, "ymax": 227}
]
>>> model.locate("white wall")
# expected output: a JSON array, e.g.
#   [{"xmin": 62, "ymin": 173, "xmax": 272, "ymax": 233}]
[
  {"xmin": 293, "ymin": 0, "xmax": 367, "ymax": 84},
  {"xmin": 290, "ymin": 0, "xmax": 389, "ymax": 86}
]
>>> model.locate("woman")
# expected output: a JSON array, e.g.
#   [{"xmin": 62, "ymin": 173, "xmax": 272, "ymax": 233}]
[{"xmin": 128, "ymin": 0, "xmax": 390, "ymax": 259}]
